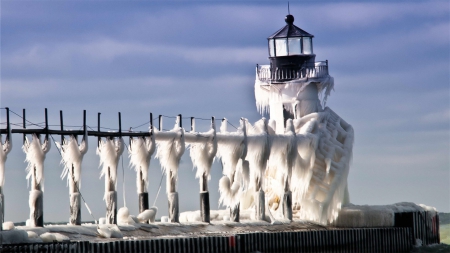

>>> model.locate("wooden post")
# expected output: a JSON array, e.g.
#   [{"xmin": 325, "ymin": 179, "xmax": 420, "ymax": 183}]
[
  {"xmin": 283, "ymin": 191, "xmax": 293, "ymax": 221},
  {"xmin": 0, "ymin": 108, "xmax": 10, "ymax": 229},
  {"xmin": 60, "ymin": 110, "xmax": 64, "ymax": 144},
  {"xmin": 97, "ymin": 113, "xmax": 101, "ymax": 147},
  {"xmin": 138, "ymin": 112, "xmax": 153, "ymax": 214},
  {"xmin": 178, "ymin": 114, "xmax": 182, "ymax": 128},
  {"xmin": 191, "ymin": 117, "xmax": 195, "ymax": 132},
  {"xmin": 256, "ymin": 189, "xmax": 265, "ymax": 221},
  {"xmin": 22, "ymin": 109, "xmax": 26, "ymax": 144},
  {"xmin": 167, "ymin": 115, "xmax": 182, "ymax": 223}
]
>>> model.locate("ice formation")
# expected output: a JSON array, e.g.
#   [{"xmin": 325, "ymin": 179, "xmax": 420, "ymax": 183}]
[
  {"xmin": 0, "ymin": 135, "xmax": 12, "ymax": 188},
  {"xmin": 128, "ymin": 135, "xmax": 155, "ymax": 193},
  {"xmin": 56, "ymin": 133, "xmax": 88, "ymax": 193},
  {"xmin": 23, "ymin": 134, "xmax": 51, "ymax": 191},
  {"xmin": 216, "ymin": 119, "xmax": 247, "ymax": 211},
  {"xmin": 97, "ymin": 137, "xmax": 124, "ymax": 224},
  {"xmin": 254, "ymin": 73, "xmax": 334, "ymax": 117},
  {"xmin": 186, "ymin": 120, "xmax": 217, "ymax": 191},
  {"xmin": 137, "ymin": 207, "xmax": 157, "ymax": 223},
  {"xmin": 334, "ymin": 202, "xmax": 438, "ymax": 228},
  {"xmin": 97, "ymin": 137, "xmax": 124, "ymax": 197},
  {"xmin": 155, "ymin": 121, "xmax": 185, "ymax": 194}
]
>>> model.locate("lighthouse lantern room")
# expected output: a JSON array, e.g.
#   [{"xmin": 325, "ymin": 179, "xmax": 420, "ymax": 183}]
[{"xmin": 255, "ymin": 14, "xmax": 334, "ymax": 134}]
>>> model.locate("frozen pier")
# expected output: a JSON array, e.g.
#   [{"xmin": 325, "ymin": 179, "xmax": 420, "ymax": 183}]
[{"xmin": 0, "ymin": 210, "xmax": 440, "ymax": 253}]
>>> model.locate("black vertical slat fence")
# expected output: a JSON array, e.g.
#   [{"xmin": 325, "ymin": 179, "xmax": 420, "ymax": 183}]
[{"xmin": 0, "ymin": 225, "xmax": 435, "ymax": 253}]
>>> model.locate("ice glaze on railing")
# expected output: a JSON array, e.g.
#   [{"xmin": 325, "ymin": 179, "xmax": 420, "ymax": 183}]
[{"xmin": 257, "ymin": 61, "xmax": 329, "ymax": 82}]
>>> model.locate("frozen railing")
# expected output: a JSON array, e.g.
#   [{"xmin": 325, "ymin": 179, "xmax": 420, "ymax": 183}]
[{"xmin": 257, "ymin": 61, "xmax": 329, "ymax": 82}]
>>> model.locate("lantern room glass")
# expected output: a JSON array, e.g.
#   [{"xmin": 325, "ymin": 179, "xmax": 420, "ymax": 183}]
[
  {"xmin": 302, "ymin": 37, "xmax": 312, "ymax": 54},
  {"xmin": 269, "ymin": 39, "xmax": 275, "ymax": 57},
  {"xmin": 288, "ymin": 38, "xmax": 301, "ymax": 55},
  {"xmin": 275, "ymin": 39, "xmax": 288, "ymax": 56}
]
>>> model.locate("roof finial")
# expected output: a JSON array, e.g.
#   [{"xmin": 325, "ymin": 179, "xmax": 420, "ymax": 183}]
[{"xmin": 285, "ymin": 2, "xmax": 294, "ymax": 25}]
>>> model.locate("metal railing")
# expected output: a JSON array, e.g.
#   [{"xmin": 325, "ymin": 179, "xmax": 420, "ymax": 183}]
[{"xmin": 257, "ymin": 61, "xmax": 329, "ymax": 82}]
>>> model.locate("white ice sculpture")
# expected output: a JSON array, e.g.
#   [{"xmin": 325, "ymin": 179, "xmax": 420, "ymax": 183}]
[
  {"xmin": 56, "ymin": 129, "xmax": 88, "ymax": 225},
  {"xmin": 0, "ymin": 134, "xmax": 12, "ymax": 225},
  {"xmin": 155, "ymin": 118, "xmax": 185, "ymax": 222},
  {"xmin": 187, "ymin": 121, "xmax": 217, "ymax": 192},
  {"xmin": 0, "ymin": 135, "xmax": 12, "ymax": 190},
  {"xmin": 23, "ymin": 133, "xmax": 51, "ymax": 226},
  {"xmin": 216, "ymin": 118, "xmax": 247, "ymax": 221},
  {"xmin": 97, "ymin": 137, "xmax": 124, "ymax": 224},
  {"xmin": 128, "ymin": 135, "xmax": 155, "ymax": 194}
]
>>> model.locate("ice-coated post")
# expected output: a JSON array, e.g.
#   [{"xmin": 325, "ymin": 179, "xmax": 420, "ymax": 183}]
[
  {"xmin": 200, "ymin": 191, "xmax": 210, "ymax": 223},
  {"xmin": 70, "ymin": 192, "xmax": 81, "ymax": 225},
  {"xmin": 106, "ymin": 191, "xmax": 117, "ymax": 224},
  {"xmin": 230, "ymin": 204, "xmax": 240, "ymax": 222},
  {"xmin": 139, "ymin": 192, "xmax": 149, "ymax": 213},
  {"xmin": 30, "ymin": 190, "xmax": 43, "ymax": 227},
  {"xmin": 256, "ymin": 189, "xmax": 265, "ymax": 220},
  {"xmin": 168, "ymin": 192, "xmax": 179, "ymax": 223},
  {"xmin": 283, "ymin": 191, "xmax": 293, "ymax": 221},
  {"xmin": 159, "ymin": 115, "xmax": 163, "ymax": 131},
  {"xmin": 0, "ymin": 194, "xmax": 3, "ymax": 231}
]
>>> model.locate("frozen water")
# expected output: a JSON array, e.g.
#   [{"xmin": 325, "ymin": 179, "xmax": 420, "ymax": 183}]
[
  {"xmin": 23, "ymin": 134, "xmax": 50, "ymax": 191},
  {"xmin": 128, "ymin": 135, "xmax": 155, "ymax": 193},
  {"xmin": 0, "ymin": 136, "xmax": 12, "ymax": 188},
  {"xmin": 97, "ymin": 137, "xmax": 124, "ymax": 196},
  {"xmin": 56, "ymin": 133, "xmax": 88, "ymax": 193}
]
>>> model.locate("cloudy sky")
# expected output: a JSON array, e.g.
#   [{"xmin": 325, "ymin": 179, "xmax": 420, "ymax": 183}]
[{"xmin": 1, "ymin": 1, "xmax": 448, "ymax": 222}]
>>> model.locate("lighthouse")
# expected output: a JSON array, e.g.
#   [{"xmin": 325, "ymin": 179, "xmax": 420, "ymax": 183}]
[{"xmin": 255, "ymin": 14, "xmax": 334, "ymax": 134}]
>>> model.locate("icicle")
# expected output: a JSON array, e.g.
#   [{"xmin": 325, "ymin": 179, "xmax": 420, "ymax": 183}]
[
  {"xmin": 56, "ymin": 134, "xmax": 88, "ymax": 193},
  {"xmin": 0, "ymin": 135, "xmax": 12, "ymax": 188},
  {"xmin": 23, "ymin": 134, "xmax": 50, "ymax": 191},
  {"xmin": 128, "ymin": 135, "xmax": 155, "ymax": 193},
  {"xmin": 216, "ymin": 118, "xmax": 247, "ymax": 210},
  {"xmin": 155, "ymin": 124, "xmax": 185, "ymax": 194},
  {"xmin": 188, "ymin": 123, "xmax": 217, "ymax": 190},
  {"xmin": 97, "ymin": 137, "xmax": 124, "ymax": 197}
]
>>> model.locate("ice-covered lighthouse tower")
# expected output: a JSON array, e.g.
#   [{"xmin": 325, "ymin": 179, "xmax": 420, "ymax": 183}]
[
  {"xmin": 255, "ymin": 14, "xmax": 334, "ymax": 133},
  {"xmin": 255, "ymin": 14, "xmax": 354, "ymax": 224}
]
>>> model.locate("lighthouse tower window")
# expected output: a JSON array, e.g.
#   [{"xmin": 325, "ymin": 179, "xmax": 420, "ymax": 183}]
[
  {"xmin": 302, "ymin": 37, "xmax": 313, "ymax": 54},
  {"xmin": 275, "ymin": 38, "xmax": 288, "ymax": 56},
  {"xmin": 288, "ymin": 38, "xmax": 301, "ymax": 55}
]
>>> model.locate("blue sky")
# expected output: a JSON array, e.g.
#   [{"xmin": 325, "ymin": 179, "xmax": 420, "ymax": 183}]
[{"xmin": 1, "ymin": 1, "xmax": 449, "ymax": 222}]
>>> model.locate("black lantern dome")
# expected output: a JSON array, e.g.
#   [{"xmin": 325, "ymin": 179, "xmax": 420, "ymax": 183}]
[{"xmin": 267, "ymin": 14, "xmax": 316, "ymax": 78}]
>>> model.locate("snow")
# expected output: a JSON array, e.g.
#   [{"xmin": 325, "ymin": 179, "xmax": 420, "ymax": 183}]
[
  {"xmin": 333, "ymin": 202, "xmax": 437, "ymax": 227},
  {"xmin": 137, "ymin": 207, "xmax": 157, "ymax": 223},
  {"xmin": 2, "ymin": 221, "xmax": 14, "ymax": 230},
  {"xmin": 128, "ymin": 135, "xmax": 155, "ymax": 193}
]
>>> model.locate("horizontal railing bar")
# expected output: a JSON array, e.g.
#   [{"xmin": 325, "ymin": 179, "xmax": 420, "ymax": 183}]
[{"xmin": 11, "ymin": 128, "xmax": 154, "ymax": 137}]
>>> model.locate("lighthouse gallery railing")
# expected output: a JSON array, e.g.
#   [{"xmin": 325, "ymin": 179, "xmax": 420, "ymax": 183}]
[{"xmin": 257, "ymin": 61, "xmax": 329, "ymax": 82}]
